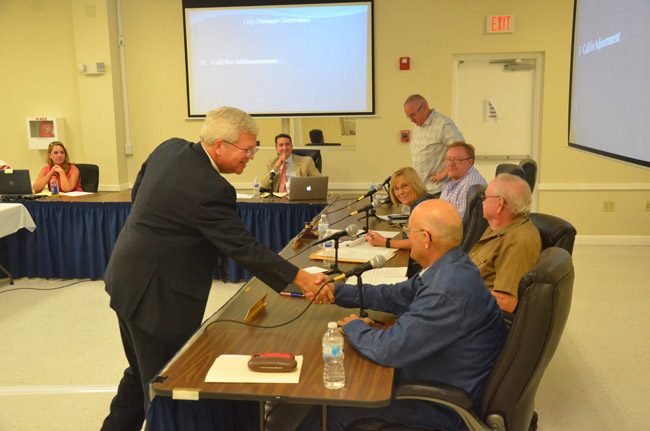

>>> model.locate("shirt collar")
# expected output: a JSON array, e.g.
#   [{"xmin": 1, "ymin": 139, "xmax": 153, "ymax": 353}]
[
  {"xmin": 201, "ymin": 143, "xmax": 220, "ymax": 172},
  {"xmin": 421, "ymin": 109, "xmax": 436, "ymax": 127},
  {"xmin": 483, "ymin": 214, "xmax": 529, "ymax": 240},
  {"xmin": 418, "ymin": 246, "xmax": 464, "ymax": 280}
]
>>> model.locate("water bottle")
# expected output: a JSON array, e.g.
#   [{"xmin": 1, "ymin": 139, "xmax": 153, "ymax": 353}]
[
  {"xmin": 50, "ymin": 176, "xmax": 59, "ymax": 195},
  {"xmin": 318, "ymin": 213, "xmax": 329, "ymax": 240},
  {"xmin": 322, "ymin": 321, "xmax": 345, "ymax": 389},
  {"xmin": 318, "ymin": 214, "xmax": 333, "ymax": 266},
  {"xmin": 252, "ymin": 176, "xmax": 260, "ymax": 198}
]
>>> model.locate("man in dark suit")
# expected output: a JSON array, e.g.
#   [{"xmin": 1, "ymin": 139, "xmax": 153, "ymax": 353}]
[{"xmin": 101, "ymin": 107, "xmax": 329, "ymax": 430}]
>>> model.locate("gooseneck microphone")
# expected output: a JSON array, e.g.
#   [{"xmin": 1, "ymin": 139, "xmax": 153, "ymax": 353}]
[
  {"xmin": 311, "ymin": 224, "xmax": 359, "ymax": 246},
  {"xmin": 329, "ymin": 255, "xmax": 387, "ymax": 283},
  {"xmin": 355, "ymin": 185, "xmax": 379, "ymax": 202},
  {"xmin": 350, "ymin": 200, "xmax": 378, "ymax": 216}
]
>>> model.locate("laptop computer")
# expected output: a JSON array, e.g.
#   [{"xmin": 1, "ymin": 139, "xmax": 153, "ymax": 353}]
[
  {"xmin": 0, "ymin": 170, "xmax": 34, "ymax": 195},
  {"xmin": 288, "ymin": 176, "xmax": 329, "ymax": 201}
]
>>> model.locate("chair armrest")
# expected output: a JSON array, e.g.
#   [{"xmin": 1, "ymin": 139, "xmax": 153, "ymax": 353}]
[
  {"xmin": 394, "ymin": 381, "xmax": 474, "ymax": 411},
  {"xmin": 394, "ymin": 382, "xmax": 492, "ymax": 431}
]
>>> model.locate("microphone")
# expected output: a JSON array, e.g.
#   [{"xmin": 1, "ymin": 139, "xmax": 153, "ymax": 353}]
[
  {"xmin": 356, "ymin": 184, "xmax": 378, "ymax": 202},
  {"xmin": 312, "ymin": 224, "xmax": 359, "ymax": 246},
  {"xmin": 269, "ymin": 170, "xmax": 276, "ymax": 182},
  {"xmin": 350, "ymin": 200, "xmax": 378, "ymax": 216},
  {"xmin": 330, "ymin": 255, "xmax": 387, "ymax": 283}
]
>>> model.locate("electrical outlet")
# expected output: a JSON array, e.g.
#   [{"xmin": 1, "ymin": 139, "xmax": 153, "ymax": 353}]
[
  {"xmin": 603, "ymin": 201, "xmax": 615, "ymax": 212},
  {"xmin": 646, "ymin": 201, "xmax": 650, "ymax": 211}
]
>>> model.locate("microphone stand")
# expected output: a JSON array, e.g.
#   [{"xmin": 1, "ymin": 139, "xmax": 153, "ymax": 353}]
[
  {"xmin": 356, "ymin": 206, "xmax": 378, "ymax": 232},
  {"xmin": 357, "ymin": 274, "xmax": 368, "ymax": 318}
]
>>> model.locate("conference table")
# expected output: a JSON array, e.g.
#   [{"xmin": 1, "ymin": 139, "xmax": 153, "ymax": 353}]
[
  {"xmin": 146, "ymin": 197, "xmax": 408, "ymax": 430},
  {"xmin": 0, "ymin": 203, "xmax": 36, "ymax": 284},
  {"xmin": 0, "ymin": 191, "xmax": 326, "ymax": 283}
]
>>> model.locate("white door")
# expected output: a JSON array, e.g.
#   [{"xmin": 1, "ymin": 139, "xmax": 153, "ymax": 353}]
[{"xmin": 453, "ymin": 53, "xmax": 542, "ymax": 206}]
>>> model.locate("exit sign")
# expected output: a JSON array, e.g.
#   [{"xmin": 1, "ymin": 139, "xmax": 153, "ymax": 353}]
[{"xmin": 486, "ymin": 15, "xmax": 514, "ymax": 33}]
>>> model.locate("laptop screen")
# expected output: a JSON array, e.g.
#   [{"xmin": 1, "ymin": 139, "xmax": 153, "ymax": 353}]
[
  {"xmin": 0, "ymin": 170, "xmax": 33, "ymax": 195},
  {"xmin": 288, "ymin": 176, "xmax": 329, "ymax": 201}
]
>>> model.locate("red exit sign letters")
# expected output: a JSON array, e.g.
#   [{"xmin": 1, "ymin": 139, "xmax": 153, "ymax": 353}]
[{"xmin": 486, "ymin": 15, "xmax": 514, "ymax": 34}]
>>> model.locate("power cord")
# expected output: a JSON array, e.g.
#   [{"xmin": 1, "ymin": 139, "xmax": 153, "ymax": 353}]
[{"xmin": 0, "ymin": 279, "xmax": 89, "ymax": 295}]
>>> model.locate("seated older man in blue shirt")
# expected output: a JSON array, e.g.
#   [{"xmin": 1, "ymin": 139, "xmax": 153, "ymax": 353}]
[{"xmin": 296, "ymin": 199, "xmax": 507, "ymax": 431}]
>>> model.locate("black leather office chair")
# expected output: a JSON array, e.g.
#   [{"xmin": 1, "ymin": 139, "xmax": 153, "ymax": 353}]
[
  {"xmin": 350, "ymin": 247, "xmax": 575, "ymax": 431},
  {"xmin": 76, "ymin": 163, "xmax": 99, "ymax": 192},
  {"xmin": 518, "ymin": 159, "xmax": 538, "ymax": 192},
  {"xmin": 529, "ymin": 213, "xmax": 577, "ymax": 255},
  {"xmin": 495, "ymin": 163, "xmax": 527, "ymax": 182},
  {"xmin": 308, "ymin": 128, "xmax": 324, "ymax": 145},
  {"xmin": 461, "ymin": 184, "xmax": 488, "ymax": 252},
  {"xmin": 292, "ymin": 149, "xmax": 322, "ymax": 172}
]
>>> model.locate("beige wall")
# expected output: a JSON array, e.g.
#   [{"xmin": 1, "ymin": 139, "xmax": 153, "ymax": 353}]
[{"xmin": 1, "ymin": 0, "xmax": 649, "ymax": 236}]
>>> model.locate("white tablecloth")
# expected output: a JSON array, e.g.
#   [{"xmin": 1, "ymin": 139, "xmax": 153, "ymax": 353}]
[{"xmin": 0, "ymin": 203, "xmax": 36, "ymax": 238}]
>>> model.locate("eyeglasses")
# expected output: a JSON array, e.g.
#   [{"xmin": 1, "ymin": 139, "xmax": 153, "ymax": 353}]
[
  {"xmin": 392, "ymin": 184, "xmax": 411, "ymax": 193},
  {"xmin": 406, "ymin": 104, "xmax": 424, "ymax": 119},
  {"xmin": 444, "ymin": 157, "xmax": 472, "ymax": 164},
  {"xmin": 481, "ymin": 194, "xmax": 502, "ymax": 202},
  {"xmin": 403, "ymin": 225, "xmax": 430, "ymax": 237},
  {"xmin": 224, "ymin": 140, "xmax": 259, "ymax": 157}
]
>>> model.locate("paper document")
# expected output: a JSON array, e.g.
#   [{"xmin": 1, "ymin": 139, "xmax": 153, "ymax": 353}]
[
  {"xmin": 206, "ymin": 354, "xmax": 303, "ymax": 384},
  {"xmin": 303, "ymin": 266, "xmax": 328, "ymax": 274},
  {"xmin": 237, "ymin": 193, "xmax": 253, "ymax": 199},
  {"xmin": 346, "ymin": 267, "xmax": 408, "ymax": 285},
  {"xmin": 60, "ymin": 191, "xmax": 93, "ymax": 197},
  {"xmin": 310, "ymin": 242, "xmax": 396, "ymax": 263},
  {"xmin": 367, "ymin": 230, "xmax": 402, "ymax": 239},
  {"xmin": 260, "ymin": 192, "xmax": 288, "ymax": 198},
  {"xmin": 377, "ymin": 213, "xmax": 408, "ymax": 221}
]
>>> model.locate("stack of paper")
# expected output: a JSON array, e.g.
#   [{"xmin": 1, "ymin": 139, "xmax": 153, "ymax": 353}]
[
  {"xmin": 310, "ymin": 239, "xmax": 397, "ymax": 263},
  {"xmin": 346, "ymin": 267, "xmax": 408, "ymax": 285}
]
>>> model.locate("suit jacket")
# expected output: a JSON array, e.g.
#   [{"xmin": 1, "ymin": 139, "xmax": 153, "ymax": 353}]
[
  {"xmin": 261, "ymin": 154, "xmax": 321, "ymax": 191},
  {"xmin": 105, "ymin": 138, "xmax": 298, "ymax": 346}
]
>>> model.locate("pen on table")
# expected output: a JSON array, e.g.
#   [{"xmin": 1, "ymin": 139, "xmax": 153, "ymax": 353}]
[{"xmin": 280, "ymin": 291, "xmax": 305, "ymax": 298}]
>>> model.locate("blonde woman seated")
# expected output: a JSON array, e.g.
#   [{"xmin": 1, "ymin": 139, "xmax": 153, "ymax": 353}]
[
  {"xmin": 261, "ymin": 133, "xmax": 321, "ymax": 192},
  {"xmin": 32, "ymin": 141, "xmax": 82, "ymax": 193},
  {"xmin": 365, "ymin": 167, "xmax": 433, "ymax": 250}
]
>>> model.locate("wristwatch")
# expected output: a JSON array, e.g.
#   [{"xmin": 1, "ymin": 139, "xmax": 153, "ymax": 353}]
[{"xmin": 386, "ymin": 238, "xmax": 391, "ymax": 248}]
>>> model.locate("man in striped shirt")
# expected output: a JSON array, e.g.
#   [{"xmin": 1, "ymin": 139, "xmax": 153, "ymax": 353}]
[
  {"xmin": 440, "ymin": 142, "xmax": 487, "ymax": 217},
  {"xmin": 404, "ymin": 94, "xmax": 465, "ymax": 195}
]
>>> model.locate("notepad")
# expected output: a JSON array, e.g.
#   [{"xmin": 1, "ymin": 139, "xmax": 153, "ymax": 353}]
[{"xmin": 205, "ymin": 354, "xmax": 304, "ymax": 384}]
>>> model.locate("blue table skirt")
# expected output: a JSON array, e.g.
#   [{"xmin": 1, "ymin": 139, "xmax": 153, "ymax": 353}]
[
  {"xmin": 0, "ymin": 200, "xmax": 324, "ymax": 282},
  {"xmin": 145, "ymin": 397, "xmax": 259, "ymax": 431}
]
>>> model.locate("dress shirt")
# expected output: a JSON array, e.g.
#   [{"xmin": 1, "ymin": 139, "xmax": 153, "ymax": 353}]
[
  {"xmin": 440, "ymin": 166, "xmax": 487, "ymax": 217},
  {"xmin": 469, "ymin": 215, "xmax": 541, "ymax": 297},
  {"xmin": 410, "ymin": 110, "xmax": 464, "ymax": 194},
  {"xmin": 335, "ymin": 246, "xmax": 506, "ymax": 400}
]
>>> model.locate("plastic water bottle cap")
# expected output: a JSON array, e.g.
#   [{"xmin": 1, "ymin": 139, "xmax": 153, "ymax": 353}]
[{"xmin": 328, "ymin": 321, "xmax": 337, "ymax": 329}]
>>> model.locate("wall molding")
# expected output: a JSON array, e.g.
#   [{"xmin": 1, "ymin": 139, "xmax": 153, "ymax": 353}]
[
  {"xmin": 575, "ymin": 235, "xmax": 650, "ymax": 246},
  {"xmin": 538, "ymin": 183, "xmax": 650, "ymax": 191}
]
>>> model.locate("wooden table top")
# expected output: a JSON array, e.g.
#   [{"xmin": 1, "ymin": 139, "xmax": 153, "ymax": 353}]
[{"xmin": 151, "ymin": 196, "xmax": 407, "ymax": 407}]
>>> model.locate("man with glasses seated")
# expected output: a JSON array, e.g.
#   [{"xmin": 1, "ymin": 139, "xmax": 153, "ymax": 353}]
[
  {"xmin": 289, "ymin": 199, "xmax": 506, "ymax": 431},
  {"xmin": 439, "ymin": 141, "xmax": 487, "ymax": 217},
  {"xmin": 468, "ymin": 173, "xmax": 541, "ymax": 313},
  {"xmin": 403, "ymin": 94, "xmax": 464, "ymax": 197}
]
